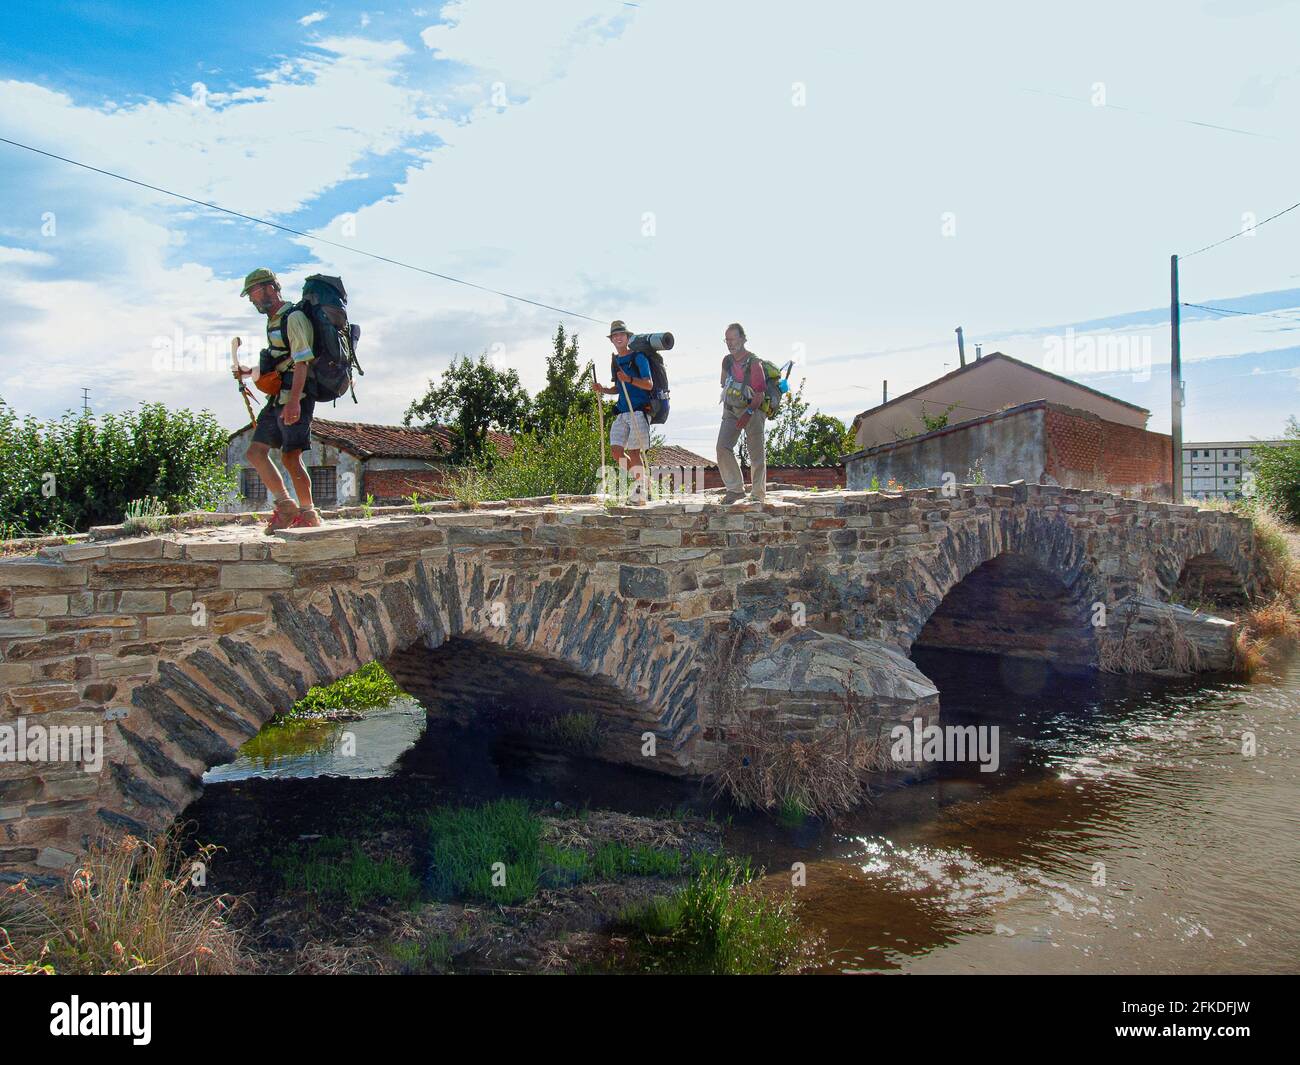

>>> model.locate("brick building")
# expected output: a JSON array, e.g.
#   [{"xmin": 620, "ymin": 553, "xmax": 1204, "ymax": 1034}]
[
  {"xmin": 844, "ymin": 352, "xmax": 1172, "ymax": 499},
  {"xmin": 845, "ymin": 400, "xmax": 1172, "ymax": 500},
  {"xmin": 224, "ymin": 420, "xmax": 513, "ymax": 509},
  {"xmin": 648, "ymin": 445, "xmax": 845, "ymax": 492}
]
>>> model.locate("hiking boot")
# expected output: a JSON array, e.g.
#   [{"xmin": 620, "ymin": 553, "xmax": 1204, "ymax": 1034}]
[
  {"xmin": 287, "ymin": 508, "xmax": 323, "ymax": 529},
  {"xmin": 721, "ymin": 490, "xmax": 745, "ymax": 504},
  {"xmin": 263, "ymin": 498, "xmax": 300, "ymax": 534}
]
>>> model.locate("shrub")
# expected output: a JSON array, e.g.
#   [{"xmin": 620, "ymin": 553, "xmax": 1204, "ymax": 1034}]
[
  {"xmin": 289, "ymin": 662, "xmax": 404, "ymax": 717},
  {"xmin": 480, "ymin": 406, "xmax": 604, "ymax": 500},
  {"xmin": 0, "ymin": 398, "xmax": 236, "ymax": 535},
  {"xmin": 1250, "ymin": 418, "xmax": 1300, "ymax": 523}
]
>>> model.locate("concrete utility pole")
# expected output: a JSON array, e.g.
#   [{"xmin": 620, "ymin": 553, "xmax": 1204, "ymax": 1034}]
[{"xmin": 1170, "ymin": 254, "xmax": 1183, "ymax": 503}]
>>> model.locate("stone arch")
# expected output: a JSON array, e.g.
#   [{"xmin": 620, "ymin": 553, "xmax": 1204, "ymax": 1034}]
[
  {"xmin": 1172, "ymin": 551, "xmax": 1251, "ymax": 608},
  {"xmin": 1146, "ymin": 513, "xmax": 1259, "ymax": 609},
  {"xmin": 898, "ymin": 505, "xmax": 1109, "ymax": 663},
  {"xmin": 912, "ymin": 551, "xmax": 1099, "ymax": 665},
  {"xmin": 105, "ymin": 554, "xmax": 702, "ymax": 847}
]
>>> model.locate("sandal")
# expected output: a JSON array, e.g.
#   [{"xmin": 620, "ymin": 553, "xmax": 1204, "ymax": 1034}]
[
  {"xmin": 263, "ymin": 498, "xmax": 300, "ymax": 534},
  {"xmin": 287, "ymin": 508, "xmax": 323, "ymax": 529}
]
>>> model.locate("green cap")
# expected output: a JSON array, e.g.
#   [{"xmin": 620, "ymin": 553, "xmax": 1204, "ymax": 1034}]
[{"xmin": 240, "ymin": 267, "xmax": 278, "ymax": 296}]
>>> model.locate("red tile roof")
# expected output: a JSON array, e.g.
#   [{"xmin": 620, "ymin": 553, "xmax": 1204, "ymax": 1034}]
[
  {"xmin": 325, "ymin": 420, "xmax": 514, "ymax": 459},
  {"xmin": 651, "ymin": 444, "xmax": 713, "ymax": 468},
  {"xmin": 228, "ymin": 419, "xmax": 514, "ymax": 460}
]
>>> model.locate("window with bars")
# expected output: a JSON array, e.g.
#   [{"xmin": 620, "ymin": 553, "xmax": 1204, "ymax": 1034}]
[
  {"xmin": 310, "ymin": 466, "xmax": 337, "ymax": 506},
  {"xmin": 241, "ymin": 467, "xmax": 267, "ymax": 505}
]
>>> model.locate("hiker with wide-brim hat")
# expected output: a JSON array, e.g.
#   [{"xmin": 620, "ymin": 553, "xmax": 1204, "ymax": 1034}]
[
  {"xmin": 232, "ymin": 267, "xmax": 323, "ymax": 532},
  {"xmin": 590, "ymin": 319, "xmax": 652, "ymax": 506}
]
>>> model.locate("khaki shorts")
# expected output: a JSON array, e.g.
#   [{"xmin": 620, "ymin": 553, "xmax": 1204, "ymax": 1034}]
[{"xmin": 610, "ymin": 410, "xmax": 650, "ymax": 450}]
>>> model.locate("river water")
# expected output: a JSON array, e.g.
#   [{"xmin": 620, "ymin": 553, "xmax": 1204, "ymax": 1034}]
[{"xmin": 195, "ymin": 646, "xmax": 1300, "ymax": 975}]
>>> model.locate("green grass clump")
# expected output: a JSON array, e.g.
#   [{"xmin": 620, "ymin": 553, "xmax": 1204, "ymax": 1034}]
[
  {"xmin": 619, "ymin": 855, "xmax": 815, "ymax": 975},
  {"xmin": 619, "ymin": 894, "xmax": 686, "ymax": 937},
  {"xmin": 425, "ymin": 800, "xmax": 693, "ymax": 904},
  {"xmin": 542, "ymin": 710, "xmax": 601, "ymax": 753},
  {"xmin": 425, "ymin": 799, "xmax": 543, "ymax": 905},
  {"xmin": 541, "ymin": 843, "xmax": 590, "ymax": 886},
  {"xmin": 274, "ymin": 837, "xmax": 420, "ymax": 909},
  {"xmin": 590, "ymin": 842, "xmax": 685, "ymax": 879},
  {"xmin": 386, "ymin": 932, "xmax": 452, "ymax": 974},
  {"xmin": 776, "ymin": 795, "xmax": 808, "ymax": 829},
  {"xmin": 289, "ymin": 662, "xmax": 405, "ymax": 717}
]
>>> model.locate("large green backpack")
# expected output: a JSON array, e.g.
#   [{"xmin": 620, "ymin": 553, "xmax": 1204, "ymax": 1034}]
[
  {"xmin": 755, "ymin": 357, "xmax": 785, "ymax": 418},
  {"xmin": 723, "ymin": 354, "xmax": 786, "ymax": 418}
]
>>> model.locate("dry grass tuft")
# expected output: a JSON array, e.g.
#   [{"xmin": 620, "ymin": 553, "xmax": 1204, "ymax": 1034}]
[
  {"xmin": 0, "ymin": 832, "xmax": 249, "ymax": 975},
  {"xmin": 710, "ymin": 671, "xmax": 888, "ymax": 819},
  {"xmin": 1232, "ymin": 595, "xmax": 1300, "ymax": 676},
  {"xmin": 1198, "ymin": 498, "xmax": 1300, "ymax": 674},
  {"xmin": 1098, "ymin": 607, "xmax": 1203, "ymax": 675}
]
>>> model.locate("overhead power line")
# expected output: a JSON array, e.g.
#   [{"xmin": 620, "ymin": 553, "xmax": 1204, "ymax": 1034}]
[
  {"xmin": 1181, "ymin": 198, "xmax": 1300, "ymax": 259},
  {"xmin": 1182, "ymin": 301, "xmax": 1300, "ymax": 323},
  {"xmin": 0, "ymin": 135, "xmax": 604, "ymax": 324}
]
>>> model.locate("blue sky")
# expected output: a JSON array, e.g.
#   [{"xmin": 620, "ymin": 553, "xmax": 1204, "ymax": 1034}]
[{"xmin": 0, "ymin": 0, "xmax": 1296, "ymax": 454}]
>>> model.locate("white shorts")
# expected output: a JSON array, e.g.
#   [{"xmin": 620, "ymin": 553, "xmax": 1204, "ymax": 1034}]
[{"xmin": 610, "ymin": 410, "xmax": 650, "ymax": 450}]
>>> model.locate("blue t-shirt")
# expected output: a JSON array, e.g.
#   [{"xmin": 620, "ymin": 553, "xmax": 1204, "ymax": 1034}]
[{"xmin": 613, "ymin": 352, "xmax": 653, "ymax": 414}]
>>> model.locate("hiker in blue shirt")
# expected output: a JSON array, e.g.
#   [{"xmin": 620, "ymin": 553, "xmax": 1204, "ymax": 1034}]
[{"xmin": 591, "ymin": 319, "xmax": 652, "ymax": 505}]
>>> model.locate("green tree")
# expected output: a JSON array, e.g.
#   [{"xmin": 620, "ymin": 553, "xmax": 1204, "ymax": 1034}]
[
  {"xmin": 403, "ymin": 352, "xmax": 531, "ymax": 463},
  {"xmin": 1251, "ymin": 418, "xmax": 1300, "ymax": 521},
  {"xmin": 530, "ymin": 323, "xmax": 597, "ymax": 432},
  {"xmin": 0, "ymin": 398, "xmax": 236, "ymax": 536},
  {"xmin": 751, "ymin": 379, "xmax": 855, "ymax": 466}
]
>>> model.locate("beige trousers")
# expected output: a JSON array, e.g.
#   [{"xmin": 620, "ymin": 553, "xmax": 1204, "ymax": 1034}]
[{"xmin": 716, "ymin": 406, "xmax": 766, "ymax": 499}]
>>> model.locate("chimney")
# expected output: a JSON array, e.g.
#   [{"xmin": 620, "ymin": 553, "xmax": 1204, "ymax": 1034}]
[
  {"xmin": 955, "ymin": 326, "xmax": 966, "ymax": 367},
  {"xmin": 975, "ymin": 343, "xmax": 982, "ymax": 360}
]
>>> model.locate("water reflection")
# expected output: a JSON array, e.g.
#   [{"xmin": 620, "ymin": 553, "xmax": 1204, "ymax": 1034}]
[
  {"xmin": 202, "ymin": 698, "xmax": 427, "ymax": 782},
  {"xmin": 753, "ymin": 649, "xmax": 1300, "ymax": 973}
]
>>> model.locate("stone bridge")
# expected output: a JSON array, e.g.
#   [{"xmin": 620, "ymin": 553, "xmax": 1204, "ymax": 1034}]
[{"xmin": 0, "ymin": 484, "xmax": 1268, "ymax": 880}]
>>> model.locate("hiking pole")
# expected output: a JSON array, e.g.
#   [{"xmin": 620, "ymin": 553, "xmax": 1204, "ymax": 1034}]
[
  {"xmin": 591, "ymin": 363, "xmax": 608, "ymax": 498},
  {"xmin": 230, "ymin": 338, "xmax": 256, "ymax": 428}
]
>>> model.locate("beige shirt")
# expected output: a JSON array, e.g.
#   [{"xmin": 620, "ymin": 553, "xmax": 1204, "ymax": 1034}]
[{"xmin": 262, "ymin": 304, "xmax": 315, "ymax": 403}]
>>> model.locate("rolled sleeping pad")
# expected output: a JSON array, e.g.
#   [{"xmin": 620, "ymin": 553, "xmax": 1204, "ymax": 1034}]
[{"xmin": 629, "ymin": 331, "xmax": 674, "ymax": 353}]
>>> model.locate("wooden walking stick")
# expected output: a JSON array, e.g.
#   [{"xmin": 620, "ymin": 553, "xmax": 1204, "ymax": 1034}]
[{"xmin": 231, "ymin": 338, "xmax": 257, "ymax": 429}]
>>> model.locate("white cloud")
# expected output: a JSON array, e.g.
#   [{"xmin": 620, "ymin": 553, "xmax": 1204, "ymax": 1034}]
[
  {"xmin": 2, "ymin": 0, "xmax": 1299, "ymax": 451},
  {"xmin": 299, "ymin": 11, "xmax": 327, "ymax": 27},
  {"xmin": 0, "ymin": 246, "xmax": 54, "ymax": 266},
  {"xmin": 420, "ymin": 0, "xmax": 630, "ymax": 91}
]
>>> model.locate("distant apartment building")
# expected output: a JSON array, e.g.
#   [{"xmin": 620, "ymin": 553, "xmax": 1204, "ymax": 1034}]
[{"xmin": 1182, "ymin": 440, "xmax": 1282, "ymax": 501}]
